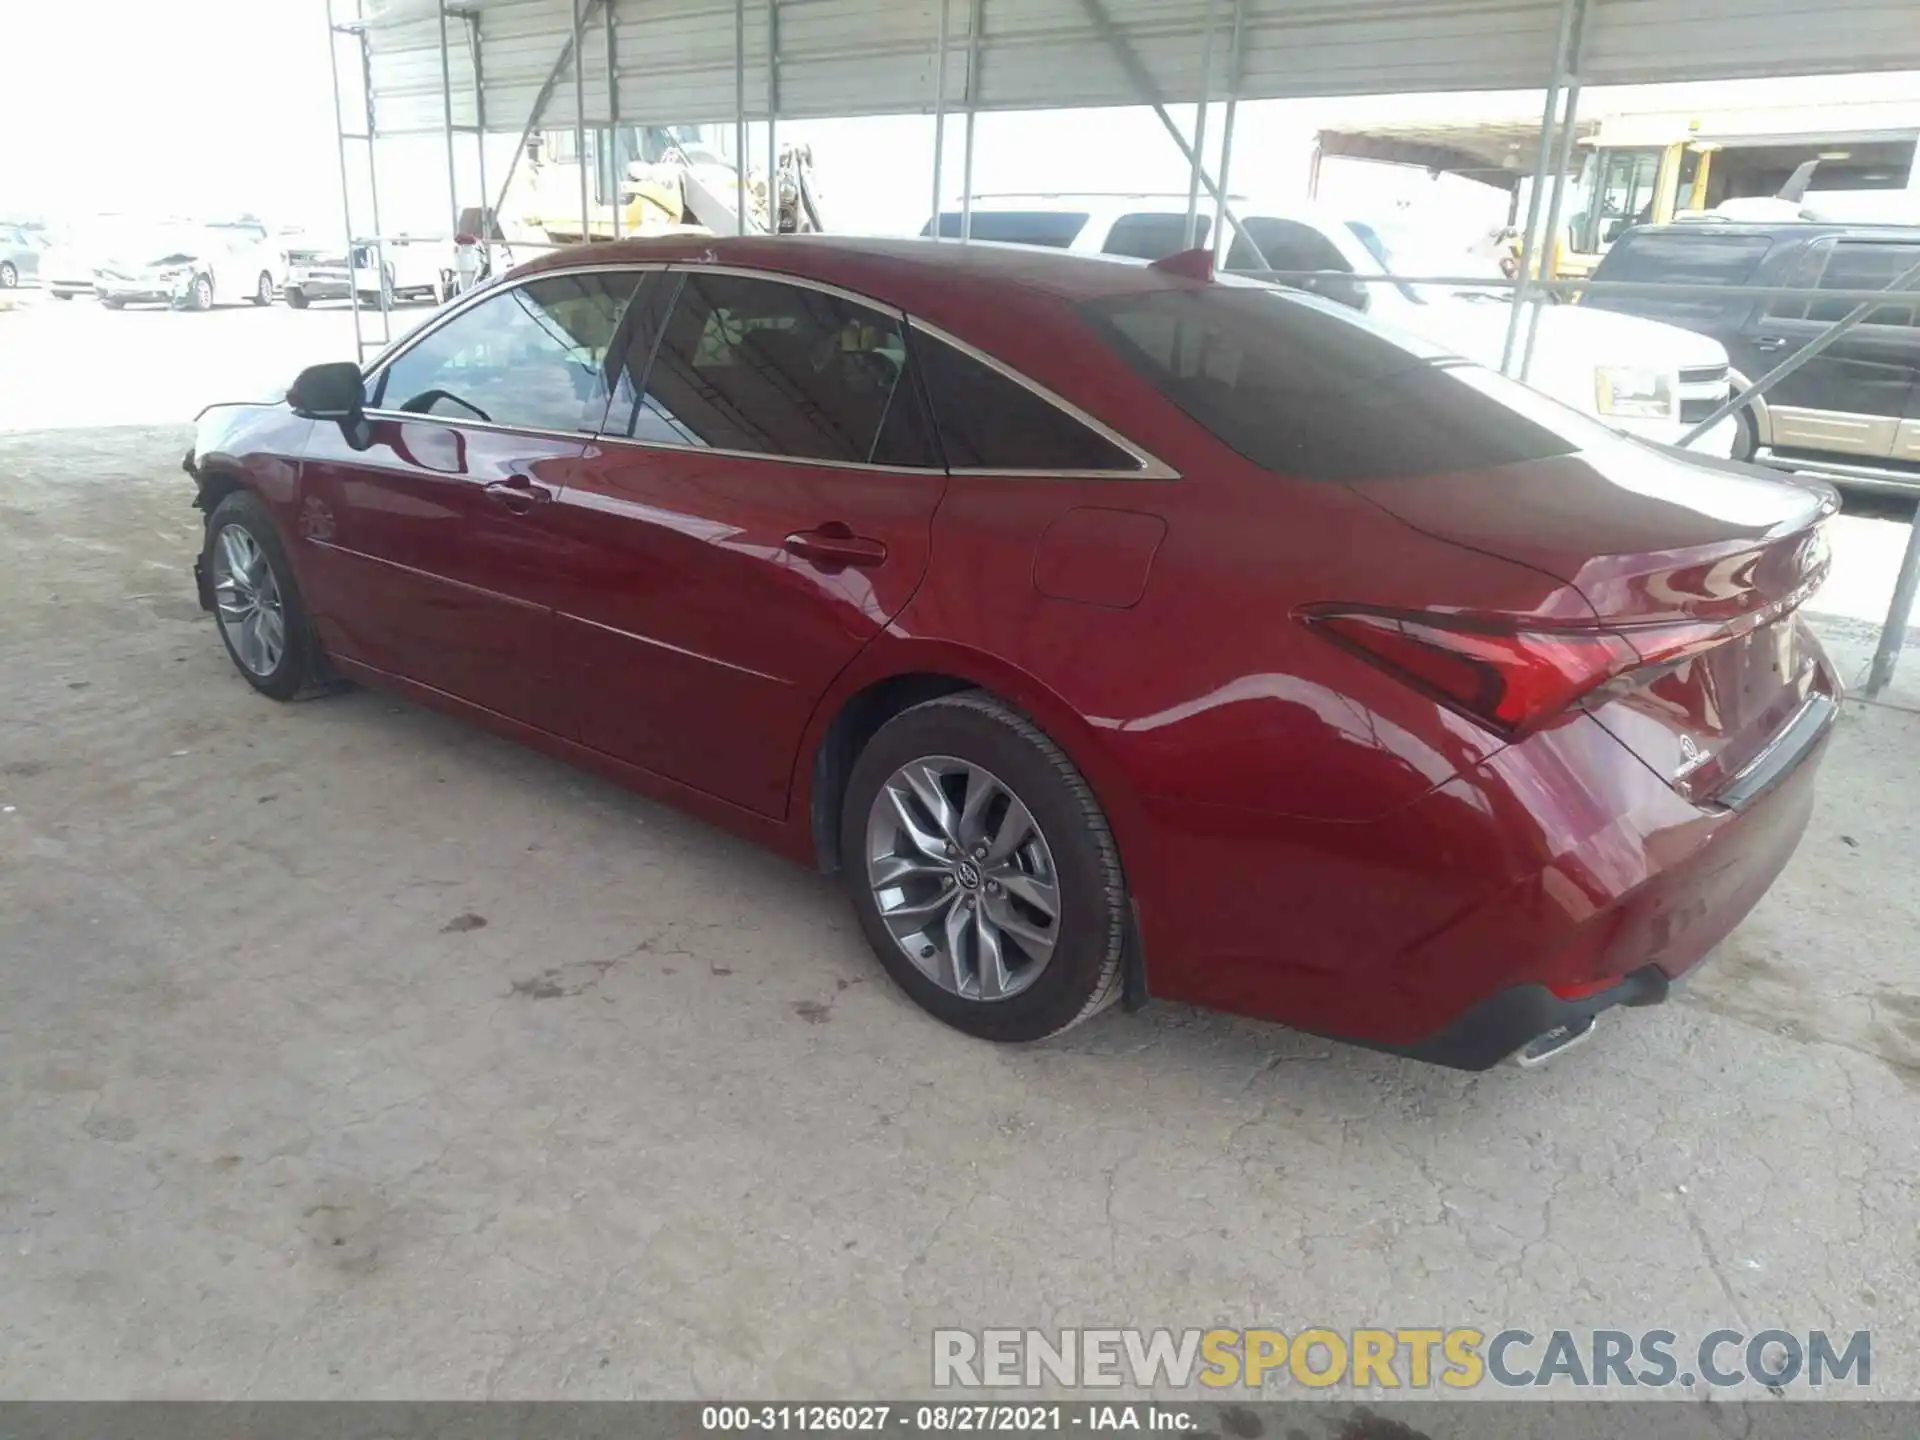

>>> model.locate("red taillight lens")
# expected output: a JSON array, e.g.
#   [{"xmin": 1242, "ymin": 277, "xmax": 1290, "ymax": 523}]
[{"xmin": 1307, "ymin": 610, "xmax": 1644, "ymax": 737}]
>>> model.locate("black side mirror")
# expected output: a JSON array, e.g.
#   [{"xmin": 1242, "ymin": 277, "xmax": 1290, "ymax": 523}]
[{"xmin": 288, "ymin": 361, "xmax": 366, "ymax": 420}]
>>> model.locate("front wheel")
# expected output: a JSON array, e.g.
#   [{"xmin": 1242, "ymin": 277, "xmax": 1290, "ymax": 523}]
[
  {"xmin": 186, "ymin": 274, "xmax": 213, "ymax": 311},
  {"xmin": 841, "ymin": 693, "xmax": 1128, "ymax": 1042},
  {"xmin": 285, "ymin": 286, "xmax": 310, "ymax": 310},
  {"xmin": 252, "ymin": 271, "xmax": 274, "ymax": 306},
  {"xmin": 203, "ymin": 491, "xmax": 321, "ymax": 701},
  {"xmin": 0, "ymin": 263, "xmax": 16, "ymax": 290}
]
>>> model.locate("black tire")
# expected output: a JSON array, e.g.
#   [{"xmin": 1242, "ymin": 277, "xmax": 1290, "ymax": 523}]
[
  {"xmin": 840, "ymin": 692, "xmax": 1127, "ymax": 1043},
  {"xmin": 202, "ymin": 491, "xmax": 327, "ymax": 701},
  {"xmin": 252, "ymin": 271, "xmax": 274, "ymax": 306},
  {"xmin": 285, "ymin": 286, "xmax": 310, "ymax": 310},
  {"xmin": 100, "ymin": 296, "xmax": 125, "ymax": 310},
  {"xmin": 1733, "ymin": 404, "xmax": 1760, "ymax": 463},
  {"xmin": 52, "ymin": 289, "xmax": 74, "ymax": 300},
  {"xmin": 187, "ymin": 273, "xmax": 213, "ymax": 312},
  {"xmin": 0, "ymin": 263, "xmax": 16, "ymax": 290}
]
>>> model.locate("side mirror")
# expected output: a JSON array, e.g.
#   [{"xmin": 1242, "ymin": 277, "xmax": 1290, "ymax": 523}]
[{"xmin": 288, "ymin": 361, "xmax": 366, "ymax": 420}]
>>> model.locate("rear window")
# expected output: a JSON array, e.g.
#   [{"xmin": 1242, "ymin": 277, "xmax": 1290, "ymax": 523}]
[
  {"xmin": 926, "ymin": 211, "xmax": 1090, "ymax": 247},
  {"xmin": 1589, "ymin": 230, "xmax": 1773, "ymax": 320},
  {"xmin": 1103, "ymin": 212, "xmax": 1210, "ymax": 260},
  {"xmin": 1080, "ymin": 285, "xmax": 1592, "ymax": 482}
]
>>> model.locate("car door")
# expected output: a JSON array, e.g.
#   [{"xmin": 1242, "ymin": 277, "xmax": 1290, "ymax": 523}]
[
  {"xmin": 298, "ymin": 268, "xmax": 644, "ymax": 730},
  {"xmin": 1745, "ymin": 237, "xmax": 1920, "ymax": 460},
  {"xmin": 542, "ymin": 267, "xmax": 947, "ymax": 817}
]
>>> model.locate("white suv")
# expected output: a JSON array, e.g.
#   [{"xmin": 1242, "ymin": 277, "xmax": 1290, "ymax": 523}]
[{"xmin": 933, "ymin": 195, "xmax": 1738, "ymax": 454}]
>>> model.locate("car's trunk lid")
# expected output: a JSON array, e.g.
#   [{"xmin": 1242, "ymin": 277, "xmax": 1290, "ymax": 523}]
[{"xmin": 1347, "ymin": 441, "xmax": 1840, "ymax": 803}]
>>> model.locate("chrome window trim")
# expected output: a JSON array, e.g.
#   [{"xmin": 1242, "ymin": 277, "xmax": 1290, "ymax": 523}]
[
  {"xmin": 906, "ymin": 317, "xmax": 1180, "ymax": 481},
  {"xmin": 355, "ymin": 256, "xmax": 1178, "ymax": 481}
]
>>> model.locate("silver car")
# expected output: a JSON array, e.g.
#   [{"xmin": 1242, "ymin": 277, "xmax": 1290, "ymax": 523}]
[{"xmin": 0, "ymin": 225, "xmax": 45, "ymax": 290}]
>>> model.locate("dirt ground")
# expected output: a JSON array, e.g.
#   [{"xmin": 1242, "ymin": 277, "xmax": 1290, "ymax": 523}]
[{"xmin": 2, "ymin": 299, "xmax": 1918, "ymax": 1400}]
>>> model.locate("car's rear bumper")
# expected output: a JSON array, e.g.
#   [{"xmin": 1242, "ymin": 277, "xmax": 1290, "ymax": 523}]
[{"xmin": 1384, "ymin": 964, "xmax": 1671, "ymax": 1070}]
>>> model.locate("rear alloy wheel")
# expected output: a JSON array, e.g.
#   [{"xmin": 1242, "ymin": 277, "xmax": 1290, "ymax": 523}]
[
  {"xmin": 203, "ymin": 491, "xmax": 322, "ymax": 701},
  {"xmin": 253, "ymin": 271, "xmax": 274, "ymax": 306},
  {"xmin": 187, "ymin": 274, "xmax": 213, "ymax": 311},
  {"xmin": 842, "ymin": 693, "xmax": 1127, "ymax": 1042},
  {"xmin": 0, "ymin": 263, "xmax": 16, "ymax": 290}
]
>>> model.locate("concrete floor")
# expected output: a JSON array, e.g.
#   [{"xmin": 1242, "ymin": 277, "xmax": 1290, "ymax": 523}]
[{"xmin": 2, "ymin": 301, "xmax": 1918, "ymax": 1400}]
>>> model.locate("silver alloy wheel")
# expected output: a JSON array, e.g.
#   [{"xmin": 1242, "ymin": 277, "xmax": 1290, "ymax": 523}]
[
  {"xmin": 211, "ymin": 524, "xmax": 287, "ymax": 678},
  {"xmin": 865, "ymin": 755, "xmax": 1061, "ymax": 1002},
  {"xmin": 257, "ymin": 272, "xmax": 273, "ymax": 304},
  {"xmin": 0, "ymin": 263, "xmax": 15, "ymax": 289}
]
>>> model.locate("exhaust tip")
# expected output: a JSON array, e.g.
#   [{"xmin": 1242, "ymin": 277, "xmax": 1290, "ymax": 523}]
[{"xmin": 1513, "ymin": 1014, "xmax": 1598, "ymax": 1069}]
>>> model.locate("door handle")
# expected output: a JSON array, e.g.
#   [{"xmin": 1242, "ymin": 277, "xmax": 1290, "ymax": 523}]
[
  {"xmin": 484, "ymin": 475, "xmax": 552, "ymax": 514},
  {"xmin": 784, "ymin": 524, "xmax": 888, "ymax": 568},
  {"xmin": 1754, "ymin": 336, "xmax": 1789, "ymax": 352}
]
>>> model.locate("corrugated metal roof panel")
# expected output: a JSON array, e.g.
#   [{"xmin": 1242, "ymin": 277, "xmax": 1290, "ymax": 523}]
[{"xmin": 359, "ymin": 0, "xmax": 1920, "ymax": 138}]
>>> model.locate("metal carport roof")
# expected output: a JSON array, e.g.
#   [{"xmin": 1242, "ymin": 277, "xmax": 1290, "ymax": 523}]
[{"xmin": 355, "ymin": 0, "xmax": 1920, "ymax": 137}]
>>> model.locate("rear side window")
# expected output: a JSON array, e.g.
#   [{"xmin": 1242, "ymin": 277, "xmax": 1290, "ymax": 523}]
[
  {"xmin": 1082, "ymin": 285, "xmax": 1588, "ymax": 482},
  {"xmin": 613, "ymin": 271, "xmax": 938, "ymax": 467},
  {"xmin": 912, "ymin": 330, "xmax": 1140, "ymax": 473},
  {"xmin": 1592, "ymin": 231, "xmax": 1772, "ymax": 320},
  {"xmin": 926, "ymin": 211, "xmax": 1090, "ymax": 247},
  {"xmin": 1770, "ymin": 241, "xmax": 1920, "ymax": 327},
  {"xmin": 1103, "ymin": 213, "xmax": 1210, "ymax": 260}
]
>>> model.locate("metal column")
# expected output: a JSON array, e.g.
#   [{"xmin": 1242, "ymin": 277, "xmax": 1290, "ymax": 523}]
[
  {"xmin": 735, "ymin": 0, "xmax": 747, "ymax": 234},
  {"xmin": 1868, "ymin": 506, "xmax": 1920, "ymax": 697},
  {"xmin": 1183, "ymin": 0, "xmax": 1218, "ymax": 248},
  {"xmin": 323, "ymin": 0, "xmax": 366, "ymax": 358},
  {"xmin": 1210, "ymin": 0, "xmax": 1243, "ymax": 263},
  {"xmin": 467, "ymin": 11, "xmax": 489, "ymax": 267},
  {"xmin": 1500, "ymin": 0, "xmax": 1579, "ymax": 375},
  {"xmin": 439, "ymin": 1, "xmax": 459, "ymax": 240},
  {"xmin": 960, "ymin": 0, "xmax": 981, "ymax": 239},
  {"xmin": 767, "ymin": 0, "xmax": 780, "ymax": 233},
  {"xmin": 606, "ymin": 0, "xmax": 620, "ymax": 238},
  {"xmin": 931, "ymin": 0, "xmax": 951, "ymax": 238},
  {"xmin": 1519, "ymin": 83, "xmax": 1583, "ymax": 381},
  {"xmin": 573, "ymin": 0, "xmax": 589, "ymax": 241}
]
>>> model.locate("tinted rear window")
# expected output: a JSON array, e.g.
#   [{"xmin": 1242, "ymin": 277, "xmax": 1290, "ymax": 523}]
[
  {"xmin": 927, "ymin": 211, "xmax": 1090, "ymax": 247},
  {"xmin": 1080, "ymin": 285, "xmax": 1589, "ymax": 482}
]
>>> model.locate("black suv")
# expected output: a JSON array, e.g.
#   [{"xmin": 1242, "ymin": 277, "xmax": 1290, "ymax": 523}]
[{"xmin": 1585, "ymin": 221, "xmax": 1920, "ymax": 491}]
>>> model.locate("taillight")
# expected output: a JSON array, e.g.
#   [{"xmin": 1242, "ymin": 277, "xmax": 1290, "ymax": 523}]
[{"xmin": 1304, "ymin": 608, "xmax": 1735, "ymax": 738}]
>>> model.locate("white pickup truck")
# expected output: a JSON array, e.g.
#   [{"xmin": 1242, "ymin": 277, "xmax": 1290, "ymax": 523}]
[
  {"xmin": 936, "ymin": 195, "xmax": 1738, "ymax": 455},
  {"xmin": 284, "ymin": 238, "xmax": 454, "ymax": 310}
]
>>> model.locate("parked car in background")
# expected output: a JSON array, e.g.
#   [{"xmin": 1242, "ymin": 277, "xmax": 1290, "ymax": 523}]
[
  {"xmin": 931, "ymin": 195, "xmax": 1740, "ymax": 455},
  {"xmin": 183, "ymin": 235, "xmax": 1837, "ymax": 1069},
  {"xmin": 285, "ymin": 238, "xmax": 453, "ymax": 309},
  {"xmin": 94, "ymin": 220, "xmax": 284, "ymax": 311},
  {"xmin": 1584, "ymin": 220, "xmax": 1920, "ymax": 492},
  {"xmin": 0, "ymin": 225, "xmax": 46, "ymax": 289}
]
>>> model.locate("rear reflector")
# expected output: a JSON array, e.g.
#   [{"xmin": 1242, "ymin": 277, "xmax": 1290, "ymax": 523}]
[{"xmin": 1304, "ymin": 607, "xmax": 1748, "ymax": 739}]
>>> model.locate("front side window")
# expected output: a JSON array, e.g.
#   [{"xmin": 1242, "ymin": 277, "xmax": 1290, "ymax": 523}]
[
  {"xmin": 1808, "ymin": 242, "xmax": 1920, "ymax": 327},
  {"xmin": 619, "ymin": 272, "xmax": 936, "ymax": 467},
  {"xmin": 373, "ymin": 271, "xmax": 642, "ymax": 431}
]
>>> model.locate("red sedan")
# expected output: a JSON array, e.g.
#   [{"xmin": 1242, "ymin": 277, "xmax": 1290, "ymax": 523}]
[{"xmin": 185, "ymin": 236, "xmax": 1839, "ymax": 1068}]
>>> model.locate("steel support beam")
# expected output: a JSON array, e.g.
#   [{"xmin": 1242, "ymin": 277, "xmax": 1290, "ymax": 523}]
[
  {"xmin": 1868, "ymin": 504, "xmax": 1920, "ymax": 697},
  {"xmin": 488, "ymin": 1, "xmax": 599, "ymax": 239},
  {"xmin": 1073, "ymin": 0, "xmax": 1267, "ymax": 269},
  {"xmin": 960, "ymin": 0, "xmax": 982, "ymax": 240},
  {"xmin": 466, "ymin": 11, "xmax": 488, "ymax": 266},
  {"xmin": 931, "ymin": 0, "xmax": 951, "ymax": 238},
  {"xmin": 574, "ymin": 0, "xmax": 589, "ymax": 241},
  {"xmin": 1210, "ymin": 0, "xmax": 1244, "ymax": 264},
  {"xmin": 324, "ymin": 0, "xmax": 367, "ymax": 358},
  {"xmin": 1520, "ymin": 0, "xmax": 1588, "ymax": 383},
  {"xmin": 1183, "ymin": 0, "xmax": 1219, "ymax": 248},
  {"xmin": 735, "ymin": 0, "xmax": 747, "ymax": 234},
  {"xmin": 439, "ymin": 2, "xmax": 459, "ymax": 241},
  {"xmin": 606, "ymin": 0, "xmax": 620, "ymax": 238},
  {"xmin": 768, "ymin": 0, "xmax": 780, "ymax": 233},
  {"xmin": 1500, "ymin": 0, "xmax": 1580, "ymax": 375}
]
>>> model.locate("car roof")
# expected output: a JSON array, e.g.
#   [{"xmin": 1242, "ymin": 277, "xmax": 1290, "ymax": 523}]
[
  {"xmin": 1621, "ymin": 219, "xmax": 1920, "ymax": 243},
  {"xmin": 510, "ymin": 232, "xmax": 1211, "ymax": 306}
]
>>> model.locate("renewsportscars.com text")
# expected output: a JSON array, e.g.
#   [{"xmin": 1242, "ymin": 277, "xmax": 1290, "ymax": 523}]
[{"xmin": 932, "ymin": 1327, "xmax": 1871, "ymax": 1391}]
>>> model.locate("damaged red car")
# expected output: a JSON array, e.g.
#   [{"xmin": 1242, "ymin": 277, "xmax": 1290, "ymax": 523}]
[{"xmin": 185, "ymin": 235, "xmax": 1839, "ymax": 1068}]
